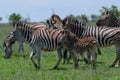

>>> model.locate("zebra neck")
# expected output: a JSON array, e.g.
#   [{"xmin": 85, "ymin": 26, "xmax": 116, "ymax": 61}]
[
  {"xmin": 108, "ymin": 22, "xmax": 120, "ymax": 27},
  {"xmin": 108, "ymin": 19, "xmax": 120, "ymax": 27}
]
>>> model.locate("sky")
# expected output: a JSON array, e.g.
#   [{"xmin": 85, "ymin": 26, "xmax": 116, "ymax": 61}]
[{"xmin": 0, "ymin": 0, "xmax": 120, "ymax": 23}]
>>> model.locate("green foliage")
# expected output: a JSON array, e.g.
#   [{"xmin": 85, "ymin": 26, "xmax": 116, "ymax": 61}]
[
  {"xmin": 67, "ymin": 14, "xmax": 89, "ymax": 23},
  {"xmin": 66, "ymin": 14, "xmax": 75, "ymax": 18},
  {"xmin": 90, "ymin": 14, "xmax": 98, "ymax": 22},
  {"xmin": 0, "ymin": 17, "xmax": 2, "ymax": 23},
  {"xmin": 9, "ymin": 13, "xmax": 22, "ymax": 23}
]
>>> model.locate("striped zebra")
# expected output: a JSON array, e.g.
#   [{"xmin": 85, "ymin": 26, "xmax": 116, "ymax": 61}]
[
  {"xmin": 3, "ymin": 21, "xmax": 78, "ymax": 69},
  {"xmin": 3, "ymin": 22, "xmax": 48, "ymax": 58},
  {"xmin": 47, "ymin": 14, "xmax": 70, "ymax": 64},
  {"xmin": 47, "ymin": 14, "xmax": 101, "ymax": 62},
  {"xmin": 96, "ymin": 10, "xmax": 120, "ymax": 27},
  {"xmin": 62, "ymin": 17, "xmax": 120, "ymax": 67},
  {"xmin": 47, "ymin": 14, "xmax": 63, "ymax": 29},
  {"xmin": 60, "ymin": 29, "xmax": 97, "ymax": 69}
]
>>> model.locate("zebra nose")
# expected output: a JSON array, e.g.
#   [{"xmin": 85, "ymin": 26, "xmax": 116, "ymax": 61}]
[{"xmin": 96, "ymin": 21, "xmax": 100, "ymax": 26}]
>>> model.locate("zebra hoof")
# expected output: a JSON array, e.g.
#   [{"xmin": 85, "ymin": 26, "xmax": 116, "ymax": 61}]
[
  {"xmin": 109, "ymin": 65, "xmax": 115, "ymax": 68},
  {"xmin": 37, "ymin": 66, "xmax": 40, "ymax": 70},
  {"xmin": 52, "ymin": 66, "xmax": 58, "ymax": 69}
]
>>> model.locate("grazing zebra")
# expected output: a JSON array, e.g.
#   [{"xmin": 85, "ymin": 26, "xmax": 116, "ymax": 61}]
[
  {"xmin": 47, "ymin": 14, "xmax": 101, "ymax": 62},
  {"xmin": 3, "ymin": 21, "xmax": 78, "ymax": 69},
  {"xmin": 96, "ymin": 10, "xmax": 120, "ymax": 27},
  {"xmin": 3, "ymin": 22, "xmax": 48, "ymax": 58},
  {"xmin": 60, "ymin": 29, "xmax": 97, "ymax": 69},
  {"xmin": 62, "ymin": 17, "xmax": 120, "ymax": 67}
]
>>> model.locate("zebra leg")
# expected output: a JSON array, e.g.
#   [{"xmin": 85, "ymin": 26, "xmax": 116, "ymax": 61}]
[
  {"xmin": 52, "ymin": 47, "xmax": 62, "ymax": 69},
  {"xmin": 30, "ymin": 49, "xmax": 37, "ymax": 69},
  {"xmin": 30, "ymin": 46, "xmax": 41, "ymax": 70},
  {"xmin": 62, "ymin": 48, "xmax": 69, "ymax": 64},
  {"xmin": 18, "ymin": 41, "xmax": 25, "ymax": 58},
  {"xmin": 109, "ymin": 45, "xmax": 120, "ymax": 67},
  {"xmin": 81, "ymin": 53, "xmax": 90, "ymax": 64},
  {"xmin": 69, "ymin": 50, "xmax": 79, "ymax": 69},
  {"xmin": 87, "ymin": 52, "xmax": 91, "ymax": 62},
  {"xmin": 91, "ymin": 52, "xmax": 97, "ymax": 69},
  {"xmin": 20, "ymin": 42, "xmax": 25, "ymax": 58},
  {"xmin": 97, "ymin": 47, "xmax": 101, "ymax": 55},
  {"xmin": 18, "ymin": 43, "xmax": 21, "ymax": 57},
  {"xmin": 89, "ymin": 49, "xmax": 97, "ymax": 69},
  {"xmin": 36, "ymin": 47, "xmax": 41, "ymax": 70}
]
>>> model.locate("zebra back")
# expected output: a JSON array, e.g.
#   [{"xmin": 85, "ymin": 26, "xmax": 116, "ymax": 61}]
[
  {"xmin": 30, "ymin": 29, "xmax": 65, "ymax": 50},
  {"xmin": 62, "ymin": 17, "xmax": 120, "ymax": 47}
]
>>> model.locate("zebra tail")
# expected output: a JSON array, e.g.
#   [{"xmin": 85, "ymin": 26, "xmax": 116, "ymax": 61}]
[{"xmin": 97, "ymin": 47, "xmax": 101, "ymax": 55}]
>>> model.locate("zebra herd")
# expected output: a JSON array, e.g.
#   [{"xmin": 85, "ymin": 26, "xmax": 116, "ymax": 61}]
[{"xmin": 3, "ymin": 10, "xmax": 120, "ymax": 70}]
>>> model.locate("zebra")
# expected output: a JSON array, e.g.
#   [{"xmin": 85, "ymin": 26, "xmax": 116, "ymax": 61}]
[
  {"xmin": 3, "ymin": 22, "xmax": 48, "ymax": 58},
  {"xmin": 96, "ymin": 10, "xmax": 120, "ymax": 27},
  {"xmin": 47, "ymin": 14, "xmax": 101, "ymax": 62},
  {"xmin": 47, "ymin": 14, "xmax": 63, "ymax": 29},
  {"xmin": 62, "ymin": 17, "xmax": 120, "ymax": 67},
  {"xmin": 3, "ymin": 21, "xmax": 78, "ymax": 70},
  {"xmin": 60, "ymin": 29, "xmax": 98, "ymax": 69},
  {"xmin": 47, "ymin": 14, "xmax": 70, "ymax": 64}
]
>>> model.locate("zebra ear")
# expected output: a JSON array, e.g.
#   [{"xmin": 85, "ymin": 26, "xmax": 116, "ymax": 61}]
[{"xmin": 63, "ymin": 18, "xmax": 68, "ymax": 25}]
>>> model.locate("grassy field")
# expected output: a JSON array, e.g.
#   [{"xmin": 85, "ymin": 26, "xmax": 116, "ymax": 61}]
[{"xmin": 0, "ymin": 23, "xmax": 120, "ymax": 80}]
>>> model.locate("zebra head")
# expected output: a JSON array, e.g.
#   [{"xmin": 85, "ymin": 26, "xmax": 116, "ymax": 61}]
[
  {"xmin": 47, "ymin": 14, "xmax": 63, "ymax": 29},
  {"xmin": 60, "ymin": 29, "xmax": 77, "ymax": 45},
  {"xmin": 96, "ymin": 10, "xmax": 118, "ymax": 27},
  {"xmin": 3, "ymin": 32, "xmax": 15, "ymax": 59}
]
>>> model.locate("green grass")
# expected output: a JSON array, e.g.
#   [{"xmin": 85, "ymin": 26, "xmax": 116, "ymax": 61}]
[{"xmin": 0, "ymin": 23, "xmax": 120, "ymax": 80}]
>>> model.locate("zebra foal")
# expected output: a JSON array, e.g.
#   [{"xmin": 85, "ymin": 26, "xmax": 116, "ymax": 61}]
[
  {"xmin": 3, "ymin": 21, "xmax": 78, "ymax": 69},
  {"xmin": 60, "ymin": 29, "xmax": 98, "ymax": 69}
]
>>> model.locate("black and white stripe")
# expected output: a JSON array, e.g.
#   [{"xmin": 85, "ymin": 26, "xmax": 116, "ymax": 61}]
[
  {"xmin": 3, "ymin": 22, "xmax": 48, "ymax": 58},
  {"xmin": 3, "ymin": 21, "xmax": 78, "ymax": 69},
  {"xmin": 63, "ymin": 17, "xmax": 120, "ymax": 67},
  {"xmin": 47, "ymin": 15, "xmax": 101, "ymax": 62}
]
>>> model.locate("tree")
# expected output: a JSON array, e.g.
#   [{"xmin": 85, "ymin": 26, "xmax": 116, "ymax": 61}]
[
  {"xmin": 67, "ymin": 14, "xmax": 89, "ymax": 23},
  {"xmin": 90, "ymin": 14, "xmax": 98, "ymax": 22},
  {"xmin": 66, "ymin": 14, "xmax": 75, "ymax": 18},
  {"xmin": 9, "ymin": 13, "xmax": 22, "ymax": 23},
  {"xmin": 80, "ymin": 14, "xmax": 89, "ymax": 23},
  {"xmin": 0, "ymin": 17, "xmax": 2, "ymax": 23}
]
